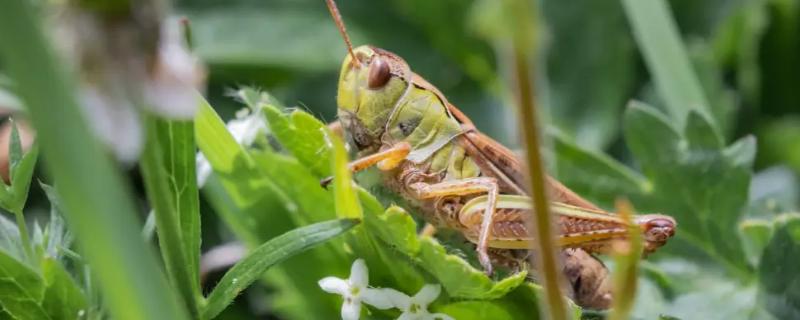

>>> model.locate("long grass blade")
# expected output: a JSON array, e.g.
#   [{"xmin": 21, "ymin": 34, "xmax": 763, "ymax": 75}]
[{"xmin": 621, "ymin": 0, "xmax": 714, "ymax": 130}]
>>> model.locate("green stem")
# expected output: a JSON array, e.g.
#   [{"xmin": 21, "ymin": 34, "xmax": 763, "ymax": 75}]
[
  {"xmin": 12, "ymin": 209, "xmax": 33, "ymax": 262},
  {"xmin": 505, "ymin": 0, "xmax": 568, "ymax": 319}
]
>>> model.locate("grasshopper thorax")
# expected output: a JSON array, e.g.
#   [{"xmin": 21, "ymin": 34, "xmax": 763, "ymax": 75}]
[{"xmin": 336, "ymin": 45, "xmax": 412, "ymax": 151}]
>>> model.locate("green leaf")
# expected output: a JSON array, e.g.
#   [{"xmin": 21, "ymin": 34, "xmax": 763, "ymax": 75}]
[
  {"xmin": 0, "ymin": 249, "xmax": 48, "ymax": 319},
  {"xmin": 9, "ymin": 146, "xmax": 37, "ymax": 214},
  {"xmin": 549, "ymin": 129, "xmax": 648, "ymax": 207},
  {"xmin": 196, "ymin": 100, "xmax": 349, "ymax": 319},
  {"xmin": 0, "ymin": 215, "xmax": 21, "ymax": 260},
  {"xmin": 358, "ymin": 202, "xmax": 527, "ymax": 300},
  {"xmin": 263, "ymin": 106, "xmax": 332, "ymax": 177},
  {"xmin": 327, "ymin": 128, "xmax": 362, "ymax": 220},
  {"xmin": 155, "ymin": 119, "xmax": 202, "ymax": 303},
  {"xmin": 39, "ymin": 183, "xmax": 72, "ymax": 260},
  {"xmin": 196, "ymin": 97, "xmax": 288, "ymax": 245},
  {"xmin": 0, "ymin": 119, "xmax": 38, "ymax": 215},
  {"xmin": 623, "ymin": 102, "xmax": 754, "ymax": 277},
  {"xmin": 140, "ymin": 115, "xmax": 202, "ymax": 315},
  {"xmin": 435, "ymin": 300, "xmax": 517, "ymax": 320},
  {"xmin": 621, "ymin": 0, "xmax": 714, "ymax": 130},
  {"xmin": 739, "ymin": 219, "xmax": 774, "ymax": 266},
  {"xmin": 758, "ymin": 215, "xmax": 800, "ymax": 319},
  {"xmin": 40, "ymin": 257, "xmax": 87, "ymax": 320},
  {"xmin": 201, "ymin": 219, "xmax": 358, "ymax": 320},
  {"xmin": 8, "ymin": 120, "xmax": 22, "ymax": 182}
]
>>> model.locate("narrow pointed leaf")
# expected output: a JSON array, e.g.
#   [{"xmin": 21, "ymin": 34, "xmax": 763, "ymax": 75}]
[{"xmin": 202, "ymin": 218, "xmax": 358, "ymax": 320}]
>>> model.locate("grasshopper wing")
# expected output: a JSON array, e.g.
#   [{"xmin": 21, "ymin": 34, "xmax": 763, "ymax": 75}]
[{"xmin": 447, "ymin": 103, "xmax": 601, "ymax": 210}]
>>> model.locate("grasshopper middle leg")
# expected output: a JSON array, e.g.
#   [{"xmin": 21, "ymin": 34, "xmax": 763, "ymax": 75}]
[{"xmin": 408, "ymin": 177, "xmax": 499, "ymax": 275}]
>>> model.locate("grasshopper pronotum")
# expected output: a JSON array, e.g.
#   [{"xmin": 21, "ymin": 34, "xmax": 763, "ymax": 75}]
[{"xmin": 322, "ymin": 0, "xmax": 676, "ymax": 302}]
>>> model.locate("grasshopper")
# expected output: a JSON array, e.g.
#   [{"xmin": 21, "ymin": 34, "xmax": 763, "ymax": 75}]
[{"xmin": 322, "ymin": 0, "xmax": 675, "ymax": 282}]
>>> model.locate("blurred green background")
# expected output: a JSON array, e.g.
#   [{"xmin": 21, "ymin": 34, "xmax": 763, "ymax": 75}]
[{"xmin": 179, "ymin": 0, "xmax": 799, "ymax": 173}]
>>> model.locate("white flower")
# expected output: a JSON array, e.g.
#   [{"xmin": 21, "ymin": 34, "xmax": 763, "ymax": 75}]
[
  {"xmin": 385, "ymin": 284, "xmax": 453, "ymax": 320},
  {"xmin": 142, "ymin": 18, "xmax": 205, "ymax": 120},
  {"xmin": 318, "ymin": 259, "xmax": 394, "ymax": 320},
  {"xmin": 196, "ymin": 107, "xmax": 267, "ymax": 187},
  {"xmin": 226, "ymin": 108, "xmax": 267, "ymax": 146}
]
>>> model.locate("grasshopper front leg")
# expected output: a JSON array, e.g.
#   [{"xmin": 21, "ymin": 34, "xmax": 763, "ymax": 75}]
[
  {"xmin": 407, "ymin": 177, "xmax": 499, "ymax": 275},
  {"xmin": 320, "ymin": 142, "xmax": 411, "ymax": 187}
]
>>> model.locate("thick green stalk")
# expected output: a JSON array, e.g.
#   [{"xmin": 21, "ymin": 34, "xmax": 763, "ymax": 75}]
[
  {"xmin": 505, "ymin": 0, "xmax": 567, "ymax": 319},
  {"xmin": 0, "ymin": 1, "xmax": 187, "ymax": 319}
]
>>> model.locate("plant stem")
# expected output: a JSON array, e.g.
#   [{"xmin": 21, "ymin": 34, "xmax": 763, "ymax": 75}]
[
  {"xmin": 12, "ymin": 209, "xmax": 34, "ymax": 261},
  {"xmin": 505, "ymin": 0, "xmax": 568, "ymax": 319}
]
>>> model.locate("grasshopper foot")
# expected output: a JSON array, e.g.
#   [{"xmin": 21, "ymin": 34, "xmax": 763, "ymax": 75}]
[{"xmin": 320, "ymin": 176, "xmax": 334, "ymax": 189}]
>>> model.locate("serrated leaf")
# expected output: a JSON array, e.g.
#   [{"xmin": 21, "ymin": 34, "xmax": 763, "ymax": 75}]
[
  {"xmin": 263, "ymin": 106, "xmax": 332, "ymax": 177},
  {"xmin": 360, "ymin": 203, "xmax": 526, "ymax": 300},
  {"xmin": 758, "ymin": 215, "xmax": 800, "ymax": 319},
  {"xmin": 0, "ymin": 249, "xmax": 49, "ymax": 319},
  {"xmin": 623, "ymin": 102, "xmax": 753, "ymax": 275},
  {"xmin": 201, "ymin": 219, "xmax": 358, "ymax": 320}
]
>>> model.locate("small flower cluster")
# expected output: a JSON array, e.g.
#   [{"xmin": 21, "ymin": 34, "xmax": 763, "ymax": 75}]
[{"xmin": 319, "ymin": 259, "xmax": 454, "ymax": 320}]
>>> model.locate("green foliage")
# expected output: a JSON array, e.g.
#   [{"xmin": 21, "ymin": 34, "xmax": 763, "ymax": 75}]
[
  {"xmin": 0, "ymin": 0, "xmax": 796, "ymax": 318},
  {"xmin": 622, "ymin": 0, "xmax": 714, "ymax": 129},
  {"xmin": 202, "ymin": 219, "xmax": 358, "ymax": 320},
  {"xmin": 0, "ymin": 1, "xmax": 189, "ymax": 318},
  {"xmin": 541, "ymin": 0, "xmax": 635, "ymax": 149},
  {"xmin": 139, "ymin": 115, "xmax": 203, "ymax": 315},
  {"xmin": 758, "ymin": 215, "xmax": 800, "ymax": 319},
  {"xmin": 0, "ymin": 183, "xmax": 88, "ymax": 320},
  {"xmin": 195, "ymin": 98, "xmax": 581, "ymax": 319}
]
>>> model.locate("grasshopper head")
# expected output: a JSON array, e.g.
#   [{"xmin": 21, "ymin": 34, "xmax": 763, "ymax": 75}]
[
  {"xmin": 337, "ymin": 45, "xmax": 411, "ymax": 151},
  {"xmin": 636, "ymin": 214, "xmax": 677, "ymax": 254}
]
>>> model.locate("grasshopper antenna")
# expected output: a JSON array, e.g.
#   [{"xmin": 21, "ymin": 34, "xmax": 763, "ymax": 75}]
[{"xmin": 325, "ymin": 0, "xmax": 361, "ymax": 67}]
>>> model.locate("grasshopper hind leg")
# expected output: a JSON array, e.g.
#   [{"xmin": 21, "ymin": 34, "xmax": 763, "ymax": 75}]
[{"xmin": 408, "ymin": 177, "xmax": 499, "ymax": 275}]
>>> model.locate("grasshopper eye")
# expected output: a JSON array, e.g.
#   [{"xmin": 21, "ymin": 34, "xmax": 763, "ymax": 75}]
[{"xmin": 368, "ymin": 57, "xmax": 391, "ymax": 89}]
